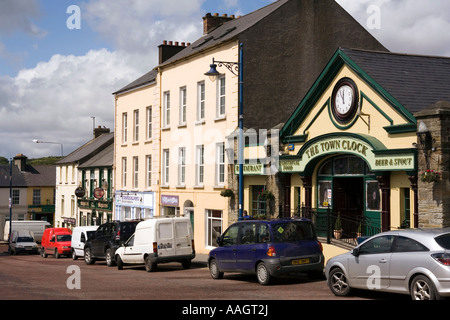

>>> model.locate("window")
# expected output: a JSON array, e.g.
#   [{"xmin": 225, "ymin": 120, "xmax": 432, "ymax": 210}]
[
  {"xmin": 197, "ymin": 81, "xmax": 205, "ymax": 121},
  {"xmin": 318, "ymin": 180, "xmax": 332, "ymax": 208},
  {"xmin": 179, "ymin": 87, "xmax": 187, "ymax": 125},
  {"xmin": 163, "ymin": 91, "xmax": 171, "ymax": 127},
  {"xmin": 196, "ymin": 145, "xmax": 204, "ymax": 185},
  {"xmin": 122, "ymin": 157, "xmax": 127, "ymax": 187},
  {"xmin": 366, "ymin": 181, "xmax": 381, "ymax": 211},
  {"xmin": 162, "ymin": 149, "xmax": 170, "ymax": 186},
  {"xmin": 146, "ymin": 106, "xmax": 152, "ymax": 140},
  {"xmin": 251, "ymin": 186, "xmax": 266, "ymax": 217},
  {"xmin": 178, "ymin": 147, "xmax": 186, "ymax": 186},
  {"xmin": 359, "ymin": 235, "xmax": 394, "ymax": 255},
  {"xmin": 133, "ymin": 157, "xmax": 139, "ymax": 188},
  {"xmin": 12, "ymin": 189, "xmax": 20, "ymax": 205},
  {"xmin": 393, "ymin": 236, "xmax": 429, "ymax": 252},
  {"xmin": 146, "ymin": 155, "xmax": 152, "ymax": 188},
  {"xmin": 216, "ymin": 143, "xmax": 225, "ymax": 186},
  {"xmin": 33, "ymin": 189, "xmax": 41, "ymax": 205},
  {"xmin": 207, "ymin": 210, "xmax": 223, "ymax": 247},
  {"xmin": 122, "ymin": 112, "xmax": 128, "ymax": 144},
  {"xmin": 133, "ymin": 109, "xmax": 139, "ymax": 142},
  {"xmin": 217, "ymin": 76, "xmax": 226, "ymax": 117}
]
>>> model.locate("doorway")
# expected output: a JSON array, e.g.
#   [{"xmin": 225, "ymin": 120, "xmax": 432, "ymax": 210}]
[{"xmin": 333, "ymin": 177, "xmax": 364, "ymax": 235}]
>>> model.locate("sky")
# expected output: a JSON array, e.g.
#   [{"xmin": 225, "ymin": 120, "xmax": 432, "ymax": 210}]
[{"xmin": 1, "ymin": 0, "xmax": 450, "ymax": 160}]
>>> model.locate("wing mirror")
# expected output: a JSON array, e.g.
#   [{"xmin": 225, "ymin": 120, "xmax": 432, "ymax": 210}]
[{"xmin": 351, "ymin": 247, "xmax": 360, "ymax": 257}]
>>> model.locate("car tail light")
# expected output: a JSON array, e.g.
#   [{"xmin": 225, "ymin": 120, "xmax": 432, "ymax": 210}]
[
  {"xmin": 267, "ymin": 246, "xmax": 276, "ymax": 257},
  {"xmin": 432, "ymin": 253, "xmax": 450, "ymax": 266},
  {"xmin": 115, "ymin": 230, "xmax": 120, "ymax": 241},
  {"xmin": 153, "ymin": 242, "xmax": 158, "ymax": 254},
  {"xmin": 317, "ymin": 241, "xmax": 323, "ymax": 252}
]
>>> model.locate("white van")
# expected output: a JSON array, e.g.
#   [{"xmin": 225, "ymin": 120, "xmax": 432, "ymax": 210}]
[
  {"xmin": 9, "ymin": 230, "xmax": 39, "ymax": 255},
  {"xmin": 115, "ymin": 217, "xmax": 195, "ymax": 272},
  {"xmin": 71, "ymin": 226, "xmax": 99, "ymax": 260},
  {"xmin": 4, "ymin": 221, "xmax": 51, "ymax": 242}
]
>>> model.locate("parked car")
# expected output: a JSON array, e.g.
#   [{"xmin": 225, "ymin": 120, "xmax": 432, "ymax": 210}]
[
  {"xmin": 208, "ymin": 218, "xmax": 324, "ymax": 285},
  {"xmin": 325, "ymin": 228, "xmax": 450, "ymax": 300},
  {"xmin": 71, "ymin": 226, "xmax": 99, "ymax": 260},
  {"xmin": 115, "ymin": 217, "xmax": 195, "ymax": 272},
  {"xmin": 9, "ymin": 230, "xmax": 39, "ymax": 255},
  {"xmin": 41, "ymin": 228, "xmax": 72, "ymax": 258},
  {"xmin": 83, "ymin": 220, "xmax": 140, "ymax": 267}
]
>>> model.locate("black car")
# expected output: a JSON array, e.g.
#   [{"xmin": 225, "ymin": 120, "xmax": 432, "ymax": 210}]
[{"xmin": 84, "ymin": 220, "xmax": 140, "ymax": 267}]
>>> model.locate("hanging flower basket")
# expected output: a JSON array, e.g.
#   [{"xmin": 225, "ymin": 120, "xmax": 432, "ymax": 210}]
[
  {"xmin": 220, "ymin": 188, "xmax": 234, "ymax": 198},
  {"xmin": 259, "ymin": 190, "xmax": 275, "ymax": 201},
  {"xmin": 420, "ymin": 170, "xmax": 441, "ymax": 183}
]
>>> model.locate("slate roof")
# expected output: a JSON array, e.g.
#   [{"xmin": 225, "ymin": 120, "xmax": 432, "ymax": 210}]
[
  {"xmin": 113, "ymin": 0, "xmax": 289, "ymax": 95},
  {"xmin": 0, "ymin": 164, "xmax": 56, "ymax": 188},
  {"xmin": 342, "ymin": 48, "xmax": 450, "ymax": 113},
  {"xmin": 56, "ymin": 132, "xmax": 114, "ymax": 165},
  {"xmin": 78, "ymin": 143, "xmax": 114, "ymax": 168}
]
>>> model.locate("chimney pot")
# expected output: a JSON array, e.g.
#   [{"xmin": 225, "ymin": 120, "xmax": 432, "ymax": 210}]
[{"xmin": 203, "ymin": 12, "xmax": 235, "ymax": 35}]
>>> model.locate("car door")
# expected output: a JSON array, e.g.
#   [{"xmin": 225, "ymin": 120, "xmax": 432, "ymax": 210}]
[
  {"xmin": 235, "ymin": 222, "xmax": 258, "ymax": 271},
  {"xmin": 121, "ymin": 235, "xmax": 139, "ymax": 263},
  {"xmin": 91, "ymin": 224, "xmax": 109, "ymax": 257},
  {"xmin": 348, "ymin": 235, "xmax": 394, "ymax": 290},
  {"xmin": 157, "ymin": 221, "xmax": 175, "ymax": 258},
  {"xmin": 216, "ymin": 225, "xmax": 240, "ymax": 271},
  {"xmin": 174, "ymin": 220, "xmax": 192, "ymax": 256}
]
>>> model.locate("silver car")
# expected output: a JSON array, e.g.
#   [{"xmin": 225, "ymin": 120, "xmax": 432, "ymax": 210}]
[{"xmin": 325, "ymin": 228, "xmax": 450, "ymax": 300}]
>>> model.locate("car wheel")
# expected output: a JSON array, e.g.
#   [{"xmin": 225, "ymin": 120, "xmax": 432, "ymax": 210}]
[
  {"xmin": 72, "ymin": 249, "xmax": 78, "ymax": 260},
  {"xmin": 54, "ymin": 249, "xmax": 60, "ymax": 259},
  {"xmin": 105, "ymin": 248, "xmax": 115, "ymax": 267},
  {"xmin": 256, "ymin": 262, "xmax": 271, "ymax": 285},
  {"xmin": 116, "ymin": 255, "xmax": 124, "ymax": 270},
  {"xmin": 41, "ymin": 248, "xmax": 47, "ymax": 258},
  {"xmin": 328, "ymin": 267, "xmax": 352, "ymax": 296},
  {"xmin": 145, "ymin": 256, "xmax": 157, "ymax": 272},
  {"xmin": 84, "ymin": 247, "xmax": 95, "ymax": 265},
  {"xmin": 209, "ymin": 259, "xmax": 224, "ymax": 280},
  {"xmin": 410, "ymin": 275, "xmax": 440, "ymax": 300}
]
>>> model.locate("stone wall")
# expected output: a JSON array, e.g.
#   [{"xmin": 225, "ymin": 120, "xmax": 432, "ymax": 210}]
[{"xmin": 415, "ymin": 101, "xmax": 450, "ymax": 228}]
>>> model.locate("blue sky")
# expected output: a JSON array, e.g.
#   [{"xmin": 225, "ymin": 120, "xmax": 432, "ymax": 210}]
[{"xmin": 1, "ymin": 0, "xmax": 450, "ymax": 160}]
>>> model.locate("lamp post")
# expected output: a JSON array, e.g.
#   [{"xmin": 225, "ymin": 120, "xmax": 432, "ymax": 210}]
[
  {"xmin": 33, "ymin": 140, "xmax": 64, "ymax": 157},
  {"xmin": 205, "ymin": 43, "xmax": 244, "ymax": 221}
]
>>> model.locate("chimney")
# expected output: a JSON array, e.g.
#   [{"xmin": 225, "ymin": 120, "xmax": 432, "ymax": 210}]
[
  {"xmin": 158, "ymin": 41, "xmax": 189, "ymax": 64},
  {"xmin": 203, "ymin": 13, "xmax": 235, "ymax": 35},
  {"xmin": 14, "ymin": 154, "xmax": 27, "ymax": 172},
  {"xmin": 94, "ymin": 126, "xmax": 111, "ymax": 138}
]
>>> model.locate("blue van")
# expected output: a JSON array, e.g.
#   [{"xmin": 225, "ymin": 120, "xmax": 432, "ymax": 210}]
[{"xmin": 208, "ymin": 218, "xmax": 324, "ymax": 285}]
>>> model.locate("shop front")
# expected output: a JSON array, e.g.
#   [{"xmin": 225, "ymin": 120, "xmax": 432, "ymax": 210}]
[
  {"xmin": 115, "ymin": 191, "xmax": 155, "ymax": 221},
  {"xmin": 278, "ymin": 48, "xmax": 420, "ymax": 237}
]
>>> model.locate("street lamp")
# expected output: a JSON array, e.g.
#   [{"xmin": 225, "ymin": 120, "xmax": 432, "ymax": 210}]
[
  {"xmin": 33, "ymin": 140, "xmax": 64, "ymax": 157},
  {"xmin": 205, "ymin": 43, "xmax": 244, "ymax": 221}
]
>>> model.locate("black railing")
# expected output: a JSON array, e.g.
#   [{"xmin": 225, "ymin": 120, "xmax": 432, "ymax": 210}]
[{"xmin": 294, "ymin": 206, "xmax": 382, "ymax": 246}]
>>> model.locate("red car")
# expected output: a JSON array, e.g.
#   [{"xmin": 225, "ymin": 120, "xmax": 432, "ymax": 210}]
[{"xmin": 41, "ymin": 228, "xmax": 72, "ymax": 258}]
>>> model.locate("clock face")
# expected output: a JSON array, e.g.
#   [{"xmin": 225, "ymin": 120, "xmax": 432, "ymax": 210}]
[
  {"xmin": 331, "ymin": 78, "xmax": 359, "ymax": 125},
  {"xmin": 335, "ymin": 85, "xmax": 354, "ymax": 116}
]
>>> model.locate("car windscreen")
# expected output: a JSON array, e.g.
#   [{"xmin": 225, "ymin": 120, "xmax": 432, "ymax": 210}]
[
  {"xmin": 56, "ymin": 234, "xmax": 72, "ymax": 242},
  {"xmin": 435, "ymin": 234, "xmax": 450, "ymax": 249},
  {"xmin": 272, "ymin": 221, "xmax": 315, "ymax": 243},
  {"xmin": 86, "ymin": 231, "xmax": 96, "ymax": 241},
  {"xmin": 120, "ymin": 223, "xmax": 138, "ymax": 239},
  {"xmin": 17, "ymin": 237, "xmax": 34, "ymax": 242}
]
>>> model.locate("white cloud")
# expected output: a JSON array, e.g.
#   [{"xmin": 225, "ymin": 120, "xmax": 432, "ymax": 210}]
[
  {"xmin": 336, "ymin": 0, "xmax": 450, "ymax": 56},
  {"xmin": 0, "ymin": 49, "xmax": 138, "ymax": 158}
]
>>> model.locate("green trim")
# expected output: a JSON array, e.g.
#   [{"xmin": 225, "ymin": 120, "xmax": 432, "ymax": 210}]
[{"xmin": 280, "ymin": 48, "xmax": 417, "ymax": 140}]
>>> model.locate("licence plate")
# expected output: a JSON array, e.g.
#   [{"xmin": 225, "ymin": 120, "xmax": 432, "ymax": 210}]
[{"xmin": 292, "ymin": 258, "xmax": 310, "ymax": 265}]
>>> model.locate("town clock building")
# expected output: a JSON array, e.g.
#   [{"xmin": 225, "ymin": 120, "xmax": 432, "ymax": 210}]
[{"xmin": 272, "ymin": 48, "xmax": 450, "ymax": 239}]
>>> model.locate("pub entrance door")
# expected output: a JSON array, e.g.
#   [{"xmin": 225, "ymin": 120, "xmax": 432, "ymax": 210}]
[{"xmin": 333, "ymin": 177, "xmax": 364, "ymax": 236}]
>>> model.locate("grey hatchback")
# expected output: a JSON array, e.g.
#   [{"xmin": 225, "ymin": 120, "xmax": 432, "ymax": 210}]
[{"xmin": 325, "ymin": 228, "xmax": 450, "ymax": 300}]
